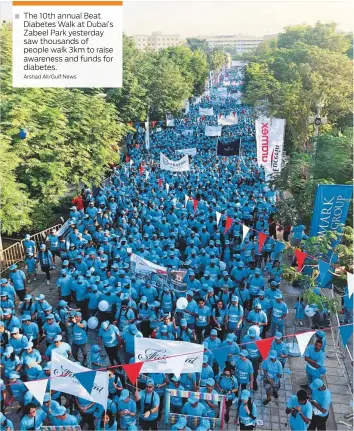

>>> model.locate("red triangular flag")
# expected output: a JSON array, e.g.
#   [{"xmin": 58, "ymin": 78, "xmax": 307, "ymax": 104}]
[
  {"xmin": 295, "ymin": 249, "xmax": 307, "ymax": 272},
  {"xmin": 158, "ymin": 178, "xmax": 163, "ymax": 187},
  {"xmin": 121, "ymin": 361, "xmax": 144, "ymax": 385},
  {"xmin": 152, "ymin": 121, "xmax": 157, "ymax": 128},
  {"xmin": 193, "ymin": 198, "xmax": 199, "ymax": 213},
  {"xmin": 125, "ymin": 155, "xmax": 130, "ymax": 163},
  {"xmin": 258, "ymin": 232, "xmax": 267, "ymax": 252},
  {"xmin": 233, "ymin": 111, "xmax": 236, "ymax": 117},
  {"xmin": 256, "ymin": 337, "xmax": 274, "ymax": 360},
  {"xmin": 139, "ymin": 164, "xmax": 144, "ymax": 176},
  {"xmin": 225, "ymin": 216, "xmax": 233, "ymax": 234},
  {"xmin": 201, "ymin": 116, "xmax": 205, "ymax": 121}
]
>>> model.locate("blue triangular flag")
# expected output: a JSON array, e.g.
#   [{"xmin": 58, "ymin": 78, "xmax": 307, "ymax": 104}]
[
  {"xmin": 318, "ymin": 260, "xmax": 333, "ymax": 288},
  {"xmin": 273, "ymin": 241, "xmax": 286, "ymax": 256},
  {"xmin": 214, "ymin": 347, "xmax": 232, "ymax": 370},
  {"xmin": 75, "ymin": 370, "xmax": 97, "ymax": 394},
  {"xmin": 339, "ymin": 324, "xmax": 353, "ymax": 347}
]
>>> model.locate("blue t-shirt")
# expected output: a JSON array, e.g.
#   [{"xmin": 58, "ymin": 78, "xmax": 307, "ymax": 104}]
[
  {"xmin": 72, "ymin": 321, "xmax": 88, "ymax": 345},
  {"xmin": 99, "ymin": 325, "xmax": 119, "ymax": 347},
  {"xmin": 117, "ymin": 398, "xmax": 136, "ymax": 428},
  {"xmin": 261, "ymin": 358, "xmax": 283, "ymax": 383},
  {"xmin": 137, "ymin": 390, "xmax": 160, "ymax": 421},
  {"xmin": 235, "ymin": 357, "xmax": 254, "ymax": 383},
  {"xmin": 311, "ymin": 387, "xmax": 331, "ymax": 417},
  {"xmin": 287, "ymin": 395, "xmax": 312, "ymax": 431}
]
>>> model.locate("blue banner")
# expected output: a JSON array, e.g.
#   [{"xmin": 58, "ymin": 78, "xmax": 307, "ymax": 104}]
[{"xmin": 310, "ymin": 185, "xmax": 353, "ymax": 242}]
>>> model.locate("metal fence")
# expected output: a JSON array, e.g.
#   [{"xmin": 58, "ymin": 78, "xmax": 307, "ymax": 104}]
[
  {"xmin": 323, "ymin": 287, "xmax": 353, "ymax": 393},
  {"xmin": 0, "ymin": 223, "xmax": 63, "ymax": 275}
]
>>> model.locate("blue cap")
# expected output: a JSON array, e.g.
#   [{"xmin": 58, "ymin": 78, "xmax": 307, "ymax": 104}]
[
  {"xmin": 240, "ymin": 349, "xmax": 248, "ymax": 357},
  {"xmin": 310, "ymin": 378, "xmax": 324, "ymax": 391},
  {"xmin": 206, "ymin": 378, "xmax": 215, "ymax": 386},
  {"xmin": 120, "ymin": 389, "xmax": 130, "ymax": 400},
  {"xmin": 210, "ymin": 329, "xmax": 217, "ymax": 336},
  {"xmin": 241, "ymin": 389, "xmax": 250, "ymax": 400},
  {"xmin": 269, "ymin": 350, "xmax": 277, "ymax": 359},
  {"xmin": 274, "ymin": 331, "xmax": 282, "ymax": 340},
  {"xmin": 174, "ymin": 417, "xmax": 187, "ymax": 429}
]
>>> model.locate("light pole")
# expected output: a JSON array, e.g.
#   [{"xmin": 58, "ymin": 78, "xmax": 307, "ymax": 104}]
[{"xmin": 308, "ymin": 100, "xmax": 327, "ymax": 169}]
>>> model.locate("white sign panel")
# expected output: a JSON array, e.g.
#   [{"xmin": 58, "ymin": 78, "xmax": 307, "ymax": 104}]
[
  {"xmin": 131, "ymin": 253, "xmax": 168, "ymax": 275},
  {"xmin": 135, "ymin": 338, "xmax": 203, "ymax": 375},
  {"xmin": 256, "ymin": 117, "xmax": 285, "ymax": 180},
  {"xmin": 50, "ymin": 351, "xmax": 108, "ymax": 410},
  {"xmin": 205, "ymin": 125, "xmax": 222, "ymax": 137},
  {"xmin": 218, "ymin": 114, "xmax": 238, "ymax": 126},
  {"xmin": 166, "ymin": 114, "xmax": 175, "ymax": 127},
  {"xmin": 176, "ymin": 148, "xmax": 197, "ymax": 157},
  {"xmin": 199, "ymin": 107, "xmax": 214, "ymax": 116},
  {"xmin": 160, "ymin": 153, "xmax": 190, "ymax": 172}
]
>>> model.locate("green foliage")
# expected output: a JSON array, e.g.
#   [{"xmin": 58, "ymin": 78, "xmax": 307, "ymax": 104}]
[
  {"xmin": 0, "ymin": 25, "xmax": 127, "ymax": 235},
  {"xmin": 186, "ymin": 38, "xmax": 209, "ymax": 52},
  {"xmin": 301, "ymin": 288, "xmax": 339, "ymax": 313},
  {"xmin": 243, "ymin": 23, "xmax": 353, "ymax": 149}
]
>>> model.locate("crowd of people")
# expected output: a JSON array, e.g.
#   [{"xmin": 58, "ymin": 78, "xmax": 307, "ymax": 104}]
[{"xmin": 0, "ymin": 66, "xmax": 333, "ymax": 431}]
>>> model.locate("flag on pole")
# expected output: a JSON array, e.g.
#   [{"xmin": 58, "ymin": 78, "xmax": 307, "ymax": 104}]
[
  {"xmin": 258, "ymin": 232, "xmax": 267, "ymax": 252},
  {"xmin": 166, "ymin": 183, "xmax": 170, "ymax": 194},
  {"xmin": 121, "ymin": 362, "xmax": 144, "ymax": 385},
  {"xmin": 295, "ymin": 249, "xmax": 307, "ymax": 272},
  {"xmin": 185, "ymin": 194, "xmax": 189, "ymax": 207},
  {"xmin": 225, "ymin": 217, "xmax": 233, "ymax": 234},
  {"xmin": 216, "ymin": 211, "xmax": 222, "ymax": 226}
]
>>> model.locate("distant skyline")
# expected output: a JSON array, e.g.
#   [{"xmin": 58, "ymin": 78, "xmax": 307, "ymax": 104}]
[{"xmin": 1, "ymin": 1, "xmax": 353, "ymax": 38}]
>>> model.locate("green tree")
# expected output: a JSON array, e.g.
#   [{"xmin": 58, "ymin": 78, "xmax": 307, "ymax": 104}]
[
  {"xmin": 186, "ymin": 38, "xmax": 209, "ymax": 52},
  {"xmin": 0, "ymin": 25, "xmax": 127, "ymax": 234},
  {"xmin": 243, "ymin": 23, "xmax": 353, "ymax": 150},
  {"xmin": 0, "ymin": 134, "xmax": 33, "ymax": 234}
]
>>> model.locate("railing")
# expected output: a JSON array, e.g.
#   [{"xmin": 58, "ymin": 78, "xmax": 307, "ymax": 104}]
[
  {"xmin": 0, "ymin": 223, "xmax": 63, "ymax": 275},
  {"xmin": 323, "ymin": 287, "xmax": 353, "ymax": 393}
]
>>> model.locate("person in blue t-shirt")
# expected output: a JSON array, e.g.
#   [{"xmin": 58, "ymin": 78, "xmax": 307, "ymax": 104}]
[
  {"xmin": 181, "ymin": 394, "xmax": 206, "ymax": 417},
  {"xmin": 98, "ymin": 321, "xmax": 120, "ymax": 366},
  {"xmin": 304, "ymin": 339, "xmax": 325, "ymax": 385},
  {"xmin": 308, "ymin": 378, "xmax": 331, "ymax": 430},
  {"xmin": 70, "ymin": 312, "xmax": 88, "ymax": 366},
  {"xmin": 134, "ymin": 378, "xmax": 160, "ymax": 430},
  {"xmin": 20, "ymin": 403, "xmax": 47, "ymax": 430},
  {"xmin": 270, "ymin": 293, "xmax": 288, "ymax": 335},
  {"xmin": 8, "ymin": 264, "xmax": 26, "ymax": 301},
  {"xmin": 261, "ymin": 350, "xmax": 283, "ymax": 405},
  {"xmin": 286, "ymin": 390, "xmax": 312, "ymax": 431},
  {"xmin": 51, "ymin": 405, "xmax": 78, "ymax": 427},
  {"xmin": 195, "ymin": 298, "xmax": 211, "ymax": 343},
  {"xmin": 237, "ymin": 389, "xmax": 258, "ymax": 429},
  {"xmin": 117, "ymin": 389, "xmax": 137, "ymax": 430},
  {"xmin": 235, "ymin": 350, "xmax": 254, "ymax": 391}
]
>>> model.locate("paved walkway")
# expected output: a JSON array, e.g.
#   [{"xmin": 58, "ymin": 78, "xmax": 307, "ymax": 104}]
[{"xmin": 4, "ymin": 265, "xmax": 353, "ymax": 430}]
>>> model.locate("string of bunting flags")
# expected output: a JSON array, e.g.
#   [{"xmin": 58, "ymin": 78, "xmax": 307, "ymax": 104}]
[
  {"xmin": 182, "ymin": 191, "xmax": 354, "ymax": 296},
  {"xmin": 5, "ymin": 323, "xmax": 353, "ymax": 408}
]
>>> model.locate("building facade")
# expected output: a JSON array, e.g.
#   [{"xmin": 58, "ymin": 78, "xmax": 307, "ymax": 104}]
[
  {"xmin": 201, "ymin": 34, "xmax": 265, "ymax": 53},
  {"xmin": 132, "ymin": 32, "xmax": 185, "ymax": 51}
]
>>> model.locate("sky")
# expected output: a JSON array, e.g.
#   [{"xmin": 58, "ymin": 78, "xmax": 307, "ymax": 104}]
[{"xmin": 1, "ymin": 0, "xmax": 353, "ymax": 37}]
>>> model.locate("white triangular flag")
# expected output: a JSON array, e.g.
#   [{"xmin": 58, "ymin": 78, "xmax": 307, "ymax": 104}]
[
  {"xmin": 166, "ymin": 183, "xmax": 170, "ymax": 194},
  {"xmin": 295, "ymin": 331, "xmax": 316, "ymax": 356},
  {"xmin": 216, "ymin": 211, "xmax": 222, "ymax": 226},
  {"xmin": 243, "ymin": 224, "xmax": 250, "ymax": 239},
  {"xmin": 145, "ymin": 171, "xmax": 149, "ymax": 179},
  {"xmin": 185, "ymin": 194, "xmax": 189, "ymax": 207},
  {"xmin": 24, "ymin": 379, "xmax": 48, "ymax": 406},
  {"xmin": 129, "ymin": 159, "xmax": 133, "ymax": 167},
  {"xmin": 347, "ymin": 272, "xmax": 354, "ymax": 299},
  {"xmin": 166, "ymin": 355, "xmax": 186, "ymax": 379}
]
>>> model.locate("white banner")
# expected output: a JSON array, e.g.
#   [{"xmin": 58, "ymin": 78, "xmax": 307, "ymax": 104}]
[
  {"xmin": 256, "ymin": 117, "xmax": 285, "ymax": 180},
  {"xmin": 199, "ymin": 107, "xmax": 214, "ymax": 116},
  {"xmin": 145, "ymin": 121, "xmax": 150, "ymax": 150},
  {"xmin": 135, "ymin": 338, "xmax": 203, "ymax": 375},
  {"xmin": 217, "ymin": 114, "xmax": 238, "ymax": 126},
  {"xmin": 160, "ymin": 153, "xmax": 190, "ymax": 172},
  {"xmin": 50, "ymin": 352, "xmax": 108, "ymax": 410},
  {"xmin": 176, "ymin": 148, "xmax": 197, "ymax": 157},
  {"xmin": 131, "ymin": 253, "xmax": 168, "ymax": 275},
  {"xmin": 181, "ymin": 129, "xmax": 193, "ymax": 136},
  {"xmin": 166, "ymin": 114, "xmax": 175, "ymax": 127},
  {"xmin": 205, "ymin": 125, "xmax": 222, "ymax": 137},
  {"xmin": 269, "ymin": 118, "xmax": 285, "ymax": 177},
  {"xmin": 193, "ymin": 96, "xmax": 202, "ymax": 106},
  {"xmin": 216, "ymin": 87, "xmax": 227, "ymax": 97},
  {"xmin": 184, "ymin": 99, "xmax": 190, "ymax": 114}
]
